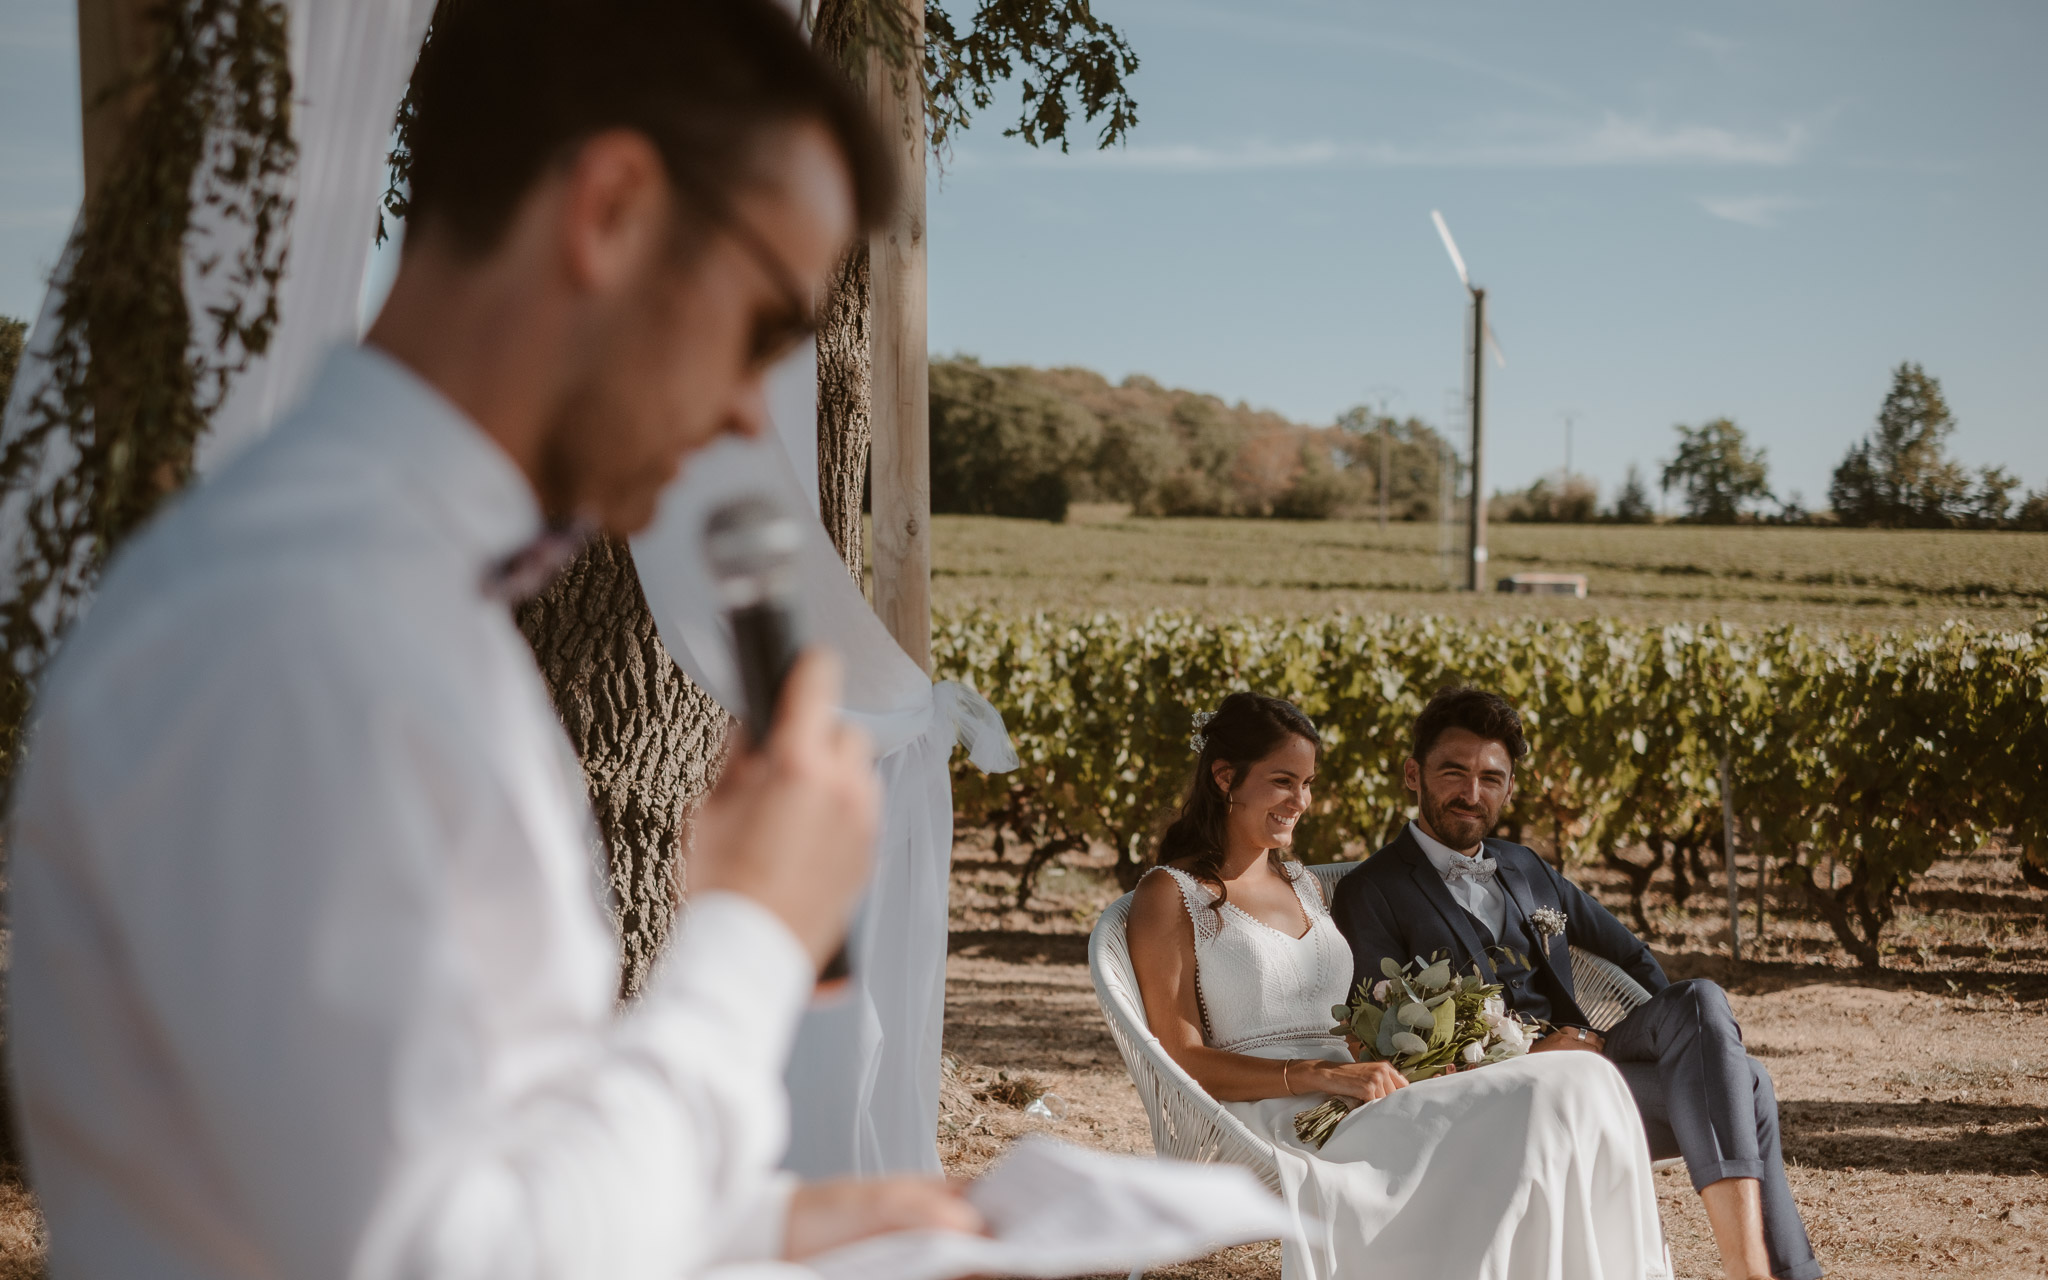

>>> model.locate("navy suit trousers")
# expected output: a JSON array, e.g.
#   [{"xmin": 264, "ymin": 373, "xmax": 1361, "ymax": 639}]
[{"xmin": 1604, "ymin": 978, "xmax": 1821, "ymax": 1280}]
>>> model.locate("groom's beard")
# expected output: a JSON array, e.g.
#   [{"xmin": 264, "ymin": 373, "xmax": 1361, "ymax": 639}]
[{"xmin": 1419, "ymin": 789, "xmax": 1497, "ymax": 853}]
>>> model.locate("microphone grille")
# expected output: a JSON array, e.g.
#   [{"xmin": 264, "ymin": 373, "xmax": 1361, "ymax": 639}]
[{"xmin": 704, "ymin": 495, "xmax": 802, "ymax": 585}]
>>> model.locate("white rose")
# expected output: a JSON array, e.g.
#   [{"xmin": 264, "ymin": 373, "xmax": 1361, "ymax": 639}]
[
  {"xmin": 1483, "ymin": 995, "xmax": 1504, "ymax": 1019},
  {"xmin": 1462, "ymin": 1041, "xmax": 1485, "ymax": 1065},
  {"xmin": 1373, "ymin": 979, "xmax": 1392, "ymax": 1002},
  {"xmin": 1496, "ymin": 1020, "xmax": 1528, "ymax": 1051}
]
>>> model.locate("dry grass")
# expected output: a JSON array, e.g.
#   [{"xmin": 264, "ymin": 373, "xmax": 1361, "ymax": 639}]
[
  {"xmin": 942, "ymin": 835, "xmax": 2048, "ymax": 1279},
  {"xmin": 4, "ymin": 834, "xmax": 2037, "ymax": 1279},
  {"xmin": 929, "ymin": 507, "xmax": 2048, "ymax": 630}
]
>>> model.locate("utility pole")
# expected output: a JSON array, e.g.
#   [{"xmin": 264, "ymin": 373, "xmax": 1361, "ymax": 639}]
[
  {"xmin": 1432, "ymin": 211, "xmax": 1500, "ymax": 592},
  {"xmin": 868, "ymin": 11, "xmax": 931, "ymax": 672},
  {"xmin": 1466, "ymin": 288, "xmax": 1487, "ymax": 591},
  {"xmin": 1361, "ymin": 385, "xmax": 1401, "ymax": 532},
  {"xmin": 1562, "ymin": 412, "xmax": 1575, "ymax": 480}
]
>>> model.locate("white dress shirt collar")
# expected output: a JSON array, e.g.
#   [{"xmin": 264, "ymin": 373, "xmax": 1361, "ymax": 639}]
[
  {"xmin": 307, "ymin": 341, "xmax": 545, "ymax": 570},
  {"xmin": 1410, "ymin": 819, "xmax": 1488, "ymax": 871},
  {"xmin": 1409, "ymin": 820, "xmax": 1508, "ymax": 940}
]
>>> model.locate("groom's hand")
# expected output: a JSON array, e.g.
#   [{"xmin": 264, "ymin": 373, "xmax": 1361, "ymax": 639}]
[{"xmin": 1530, "ymin": 1028, "xmax": 1606, "ymax": 1054}]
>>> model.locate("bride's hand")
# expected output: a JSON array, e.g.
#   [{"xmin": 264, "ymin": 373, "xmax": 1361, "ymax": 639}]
[{"xmin": 1303, "ymin": 1060, "xmax": 1407, "ymax": 1103}]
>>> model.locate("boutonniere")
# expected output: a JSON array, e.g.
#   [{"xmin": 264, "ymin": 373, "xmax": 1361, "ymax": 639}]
[{"xmin": 1529, "ymin": 907, "xmax": 1568, "ymax": 943}]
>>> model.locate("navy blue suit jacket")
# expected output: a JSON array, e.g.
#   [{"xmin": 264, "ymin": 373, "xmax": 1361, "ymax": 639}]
[{"xmin": 1329, "ymin": 827, "xmax": 1668, "ymax": 1029}]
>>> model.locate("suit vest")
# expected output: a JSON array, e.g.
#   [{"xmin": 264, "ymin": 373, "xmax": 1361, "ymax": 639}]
[{"xmin": 1455, "ymin": 898, "xmax": 1555, "ymax": 1026}]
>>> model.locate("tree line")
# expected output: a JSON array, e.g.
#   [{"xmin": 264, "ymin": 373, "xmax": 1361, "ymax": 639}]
[
  {"xmin": 1501, "ymin": 362, "xmax": 2048, "ymax": 529},
  {"xmin": 930, "ymin": 356, "xmax": 1458, "ymax": 522},
  {"xmin": 929, "ymin": 353, "xmax": 2048, "ymax": 530}
]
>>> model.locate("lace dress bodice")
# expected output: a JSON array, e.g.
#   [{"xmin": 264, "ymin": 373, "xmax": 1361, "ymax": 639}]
[{"xmin": 1153, "ymin": 863, "xmax": 1352, "ymax": 1059}]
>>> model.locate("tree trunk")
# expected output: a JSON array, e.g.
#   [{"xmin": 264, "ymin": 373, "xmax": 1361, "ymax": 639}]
[
  {"xmin": 517, "ymin": 537, "xmax": 731, "ymax": 1000},
  {"xmin": 816, "ymin": 244, "xmax": 871, "ymax": 580},
  {"xmin": 809, "ymin": 0, "xmax": 874, "ymax": 583}
]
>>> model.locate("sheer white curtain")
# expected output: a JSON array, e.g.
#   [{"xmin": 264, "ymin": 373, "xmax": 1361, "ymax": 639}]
[{"xmin": 0, "ymin": 0, "xmax": 1008, "ymax": 1179}]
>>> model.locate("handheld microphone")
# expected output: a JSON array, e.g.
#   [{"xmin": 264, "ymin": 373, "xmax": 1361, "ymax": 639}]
[
  {"xmin": 703, "ymin": 496, "xmax": 850, "ymax": 987},
  {"xmin": 705, "ymin": 496, "xmax": 804, "ymax": 747}
]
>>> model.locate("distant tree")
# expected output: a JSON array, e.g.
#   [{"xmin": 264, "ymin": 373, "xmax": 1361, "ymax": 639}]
[
  {"xmin": 1660, "ymin": 418, "xmax": 1772, "ymax": 523},
  {"xmin": 1964, "ymin": 465, "xmax": 2020, "ymax": 529},
  {"xmin": 2016, "ymin": 488, "xmax": 2048, "ymax": 533},
  {"xmin": 1333, "ymin": 408, "xmax": 1456, "ymax": 521},
  {"xmin": 929, "ymin": 358, "xmax": 1100, "ymax": 520},
  {"xmin": 1610, "ymin": 464, "xmax": 1654, "ymax": 523},
  {"xmin": 1092, "ymin": 411, "xmax": 1185, "ymax": 507},
  {"xmin": 0, "ymin": 316, "xmax": 25, "ymax": 412},
  {"xmin": 1496, "ymin": 474, "xmax": 1598, "ymax": 524},
  {"xmin": 1828, "ymin": 362, "xmax": 1984, "ymax": 527},
  {"xmin": 1271, "ymin": 442, "xmax": 1359, "ymax": 520}
]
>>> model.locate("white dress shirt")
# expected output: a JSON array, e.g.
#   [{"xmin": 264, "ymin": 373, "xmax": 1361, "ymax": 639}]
[
  {"xmin": 9, "ymin": 345, "xmax": 815, "ymax": 1280},
  {"xmin": 1410, "ymin": 821, "xmax": 1507, "ymax": 940}
]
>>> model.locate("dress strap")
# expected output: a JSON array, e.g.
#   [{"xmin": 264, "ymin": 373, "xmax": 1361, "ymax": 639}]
[
  {"xmin": 1283, "ymin": 861, "xmax": 1330, "ymax": 919},
  {"xmin": 1148, "ymin": 865, "xmax": 1223, "ymax": 944}
]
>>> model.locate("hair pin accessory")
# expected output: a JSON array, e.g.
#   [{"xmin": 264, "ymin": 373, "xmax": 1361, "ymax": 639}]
[{"xmin": 1189, "ymin": 709, "xmax": 1215, "ymax": 754}]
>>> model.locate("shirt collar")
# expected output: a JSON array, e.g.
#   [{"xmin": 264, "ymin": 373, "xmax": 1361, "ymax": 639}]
[
  {"xmin": 1410, "ymin": 820, "xmax": 1492, "ymax": 880},
  {"xmin": 300, "ymin": 343, "xmax": 544, "ymax": 568}
]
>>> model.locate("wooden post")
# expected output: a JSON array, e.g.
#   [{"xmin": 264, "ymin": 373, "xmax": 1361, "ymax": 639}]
[
  {"xmin": 867, "ymin": 12, "xmax": 931, "ymax": 672},
  {"xmin": 1719, "ymin": 752, "xmax": 1741, "ymax": 963},
  {"xmin": 77, "ymin": 0, "xmax": 159, "ymax": 205}
]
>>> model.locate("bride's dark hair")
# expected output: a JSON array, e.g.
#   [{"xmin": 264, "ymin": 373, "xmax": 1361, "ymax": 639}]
[{"xmin": 1156, "ymin": 692, "xmax": 1322, "ymax": 911}]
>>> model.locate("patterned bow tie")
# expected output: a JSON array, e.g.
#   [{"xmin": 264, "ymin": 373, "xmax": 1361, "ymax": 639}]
[
  {"xmin": 1443, "ymin": 856, "xmax": 1498, "ymax": 884},
  {"xmin": 482, "ymin": 518, "xmax": 598, "ymax": 603}
]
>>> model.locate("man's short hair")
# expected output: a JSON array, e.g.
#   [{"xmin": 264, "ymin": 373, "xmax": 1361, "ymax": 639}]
[
  {"xmin": 1410, "ymin": 686, "xmax": 1530, "ymax": 765},
  {"xmin": 405, "ymin": 0, "xmax": 893, "ymax": 256}
]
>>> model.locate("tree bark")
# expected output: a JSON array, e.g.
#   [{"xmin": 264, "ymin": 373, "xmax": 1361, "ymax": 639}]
[
  {"xmin": 816, "ymin": 244, "xmax": 871, "ymax": 580},
  {"xmin": 518, "ymin": 537, "xmax": 731, "ymax": 1000},
  {"xmin": 809, "ymin": 0, "xmax": 873, "ymax": 582}
]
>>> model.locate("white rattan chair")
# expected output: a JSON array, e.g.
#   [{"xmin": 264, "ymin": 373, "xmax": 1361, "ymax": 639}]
[{"xmin": 1086, "ymin": 860, "xmax": 1666, "ymax": 1206}]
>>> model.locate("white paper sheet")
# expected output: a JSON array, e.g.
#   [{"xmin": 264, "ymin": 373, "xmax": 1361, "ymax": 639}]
[{"xmin": 804, "ymin": 1138, "xmax": 1294, "ymax": 1280}]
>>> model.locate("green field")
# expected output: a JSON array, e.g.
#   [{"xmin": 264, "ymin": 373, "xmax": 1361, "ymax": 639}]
[{"xmin": 929, "ymin": 506, "xmax": 2048, "ymax": 629}]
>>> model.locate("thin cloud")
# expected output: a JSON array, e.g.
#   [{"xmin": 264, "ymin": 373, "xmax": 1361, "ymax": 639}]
[
  {"xmin": 1699, "ymin": 195, "xmax": 1806, "ymax": 227},
  {"xmin": 972, "ymin": 113, "xmax": 1815, "ymax": 173}
]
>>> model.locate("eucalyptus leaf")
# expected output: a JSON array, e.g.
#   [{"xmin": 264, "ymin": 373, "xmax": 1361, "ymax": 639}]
[
  {"xmin": 1381, "ymin": 956, "xmax": 1402, "ymax": 980},
  {"xmin": 1429, "ymin": 999, "xmax": 1457, "ymax": 1048},
  {"xmin": 1390, "ymin": 1031, "xmax": 1429, "ymax": 1056}
]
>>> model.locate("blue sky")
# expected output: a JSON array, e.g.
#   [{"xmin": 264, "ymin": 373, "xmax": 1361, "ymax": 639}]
[{"xmin": 5, "ymin": 0, "xmax": 2044, "ymax": 505}]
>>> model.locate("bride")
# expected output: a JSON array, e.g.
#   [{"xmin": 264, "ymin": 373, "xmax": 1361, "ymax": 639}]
[{"xmin": 1127, "ymin": 692, "xmax": 1667, "ymax": 1280}]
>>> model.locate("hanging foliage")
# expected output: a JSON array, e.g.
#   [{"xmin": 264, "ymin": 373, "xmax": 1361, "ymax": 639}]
[{"xmin": 0, "ymin": 0, "xmax": 296, "ymax": 782}]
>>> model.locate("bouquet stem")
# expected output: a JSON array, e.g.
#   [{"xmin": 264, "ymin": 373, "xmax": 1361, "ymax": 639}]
[{"xmin": 1292, "ymin": 1096, "xmax": 1360, "ymax": 1150}]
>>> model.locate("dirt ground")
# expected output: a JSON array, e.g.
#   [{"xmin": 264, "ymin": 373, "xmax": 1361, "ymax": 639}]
[
  {"xmin": 0, "ymin": 836, "xmax": 2039, "ymax": 1278},
  {"xmin": 940, "ymin": 835, "xmax": 2048, "ymax": 1279}
]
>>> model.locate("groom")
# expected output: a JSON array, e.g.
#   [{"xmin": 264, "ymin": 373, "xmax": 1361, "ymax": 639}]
[{"xmin": 1330, "ymin": 687, "xmax": 1820, "ymax": 1280}]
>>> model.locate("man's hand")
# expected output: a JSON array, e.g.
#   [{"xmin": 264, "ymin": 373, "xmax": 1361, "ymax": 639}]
[
  {"xmin": 783, "ymin": 1176, "xmax": 985, "ymax": 1261},
  {"xmin": 689, "ymin": 650, "xmax": 879, "ymax": 967},
  {"xmin": 1530, "ymin": 1027, "xmax": 1605, "ymax": 1054}
]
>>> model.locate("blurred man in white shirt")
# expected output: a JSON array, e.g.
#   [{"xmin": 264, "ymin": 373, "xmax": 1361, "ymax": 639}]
[{"xmin": 6, "ymin": 1, "xmax": 977, "ymax": 1275}]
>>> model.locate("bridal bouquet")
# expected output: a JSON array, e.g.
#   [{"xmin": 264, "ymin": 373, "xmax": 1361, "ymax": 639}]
[{"xmin": 1292, "ymin": 954, "xmax": 1537, "ymax": 1149}]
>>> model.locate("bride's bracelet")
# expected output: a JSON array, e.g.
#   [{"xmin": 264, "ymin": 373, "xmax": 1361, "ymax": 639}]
[{"xmin": 1282, "ymin": 1059, "xmax": 1297, "ymax": 1095}]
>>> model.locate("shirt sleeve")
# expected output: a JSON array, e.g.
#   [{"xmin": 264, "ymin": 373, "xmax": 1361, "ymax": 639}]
[
  {"xmin": 49, "ymin": 593, "xmax": 820, "ymax": 1280},
  {"xmin": 1549, "ymin": 866, "xmax": 1669, "ymax": 997}
]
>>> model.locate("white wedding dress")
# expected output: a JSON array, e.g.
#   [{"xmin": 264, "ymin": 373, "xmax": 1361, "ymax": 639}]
[{"xmin": 1151, "ymin": 864, "xmax": 1668, "ymax": 1280}]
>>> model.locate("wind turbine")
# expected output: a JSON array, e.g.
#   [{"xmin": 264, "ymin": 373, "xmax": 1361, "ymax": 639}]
[{"xmin": 1431, "ymin": 210, "xmax": 1505, "ymax": 591}]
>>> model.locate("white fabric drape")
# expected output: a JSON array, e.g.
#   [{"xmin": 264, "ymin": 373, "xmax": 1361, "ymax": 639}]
[{"xmin": 0, "ymin": 0, "xmax": 1008, "ymax": 1180}]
